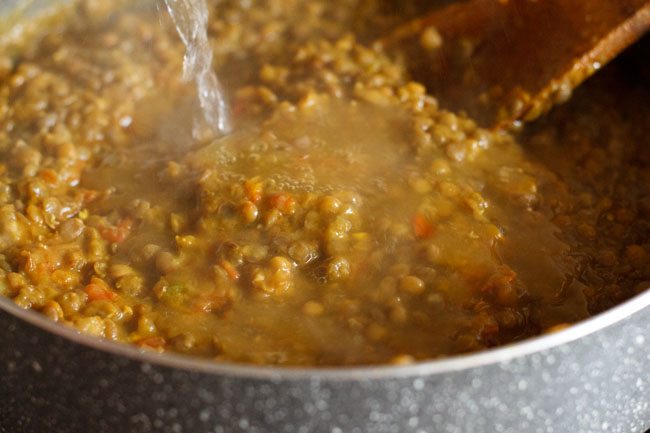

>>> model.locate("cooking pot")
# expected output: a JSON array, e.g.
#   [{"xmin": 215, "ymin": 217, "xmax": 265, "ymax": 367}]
[{"xmin": 1, "ymin": 2, "xmax": 649, "ymax": 432}]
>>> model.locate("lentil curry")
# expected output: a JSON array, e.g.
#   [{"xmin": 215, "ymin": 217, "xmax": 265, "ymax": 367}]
[{"xmin": 0, "ymin": 0, "xmax": 648, "ymax": 366}]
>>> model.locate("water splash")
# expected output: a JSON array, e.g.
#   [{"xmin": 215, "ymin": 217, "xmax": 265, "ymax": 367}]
[{"xmin": 163, "ymin": 0, "xmax": 231, "ymax": 137}]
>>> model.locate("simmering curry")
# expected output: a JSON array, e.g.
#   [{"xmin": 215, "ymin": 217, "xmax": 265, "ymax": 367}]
[{"xmin": 0, "ymin": 0, "xmax": 648, "ymax": 366}]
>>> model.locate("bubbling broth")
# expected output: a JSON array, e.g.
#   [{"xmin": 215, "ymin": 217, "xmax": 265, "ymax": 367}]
[{"xmin": 0, "ymin": 1, "xmax": 647, "ymax": 366}]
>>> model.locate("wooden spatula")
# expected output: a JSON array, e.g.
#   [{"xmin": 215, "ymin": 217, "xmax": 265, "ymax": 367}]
[{"xmin": 381, "ymin": 0, "xmax": 650, "ymax": 130}]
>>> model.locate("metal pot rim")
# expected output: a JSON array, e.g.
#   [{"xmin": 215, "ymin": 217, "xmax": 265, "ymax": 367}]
[
  {"xmin": 2, "ymin": 286, "xmax": 649, "ymax": 380},
  {"xmin": 2, "ymin": 0, "xmax": 649, "ymax": 383}
]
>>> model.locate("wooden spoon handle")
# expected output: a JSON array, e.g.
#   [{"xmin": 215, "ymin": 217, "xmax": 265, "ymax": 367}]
[{"xmin": 381, "ymin": 0, "xmax": 650, "ymax": 130}]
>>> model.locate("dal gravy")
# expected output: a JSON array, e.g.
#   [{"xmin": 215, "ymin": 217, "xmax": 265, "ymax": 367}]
[{"xmin": 0, "ymin": 1, "xmax": 648, "ymax": 366}]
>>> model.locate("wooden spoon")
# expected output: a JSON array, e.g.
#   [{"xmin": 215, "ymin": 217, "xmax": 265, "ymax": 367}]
[{"xmin": 381, "ymin": 0, "xmax": 650, "ymax": 130}]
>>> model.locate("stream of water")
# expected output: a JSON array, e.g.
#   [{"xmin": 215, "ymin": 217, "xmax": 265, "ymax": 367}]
[{"xmin": 163, "ymin": 0, "xmax": 231, "ymax": 137}]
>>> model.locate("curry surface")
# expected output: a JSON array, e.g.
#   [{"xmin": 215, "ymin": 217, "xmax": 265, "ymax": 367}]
[{"xmin": 0, "ymin": 1, "xmax": 648, "ymax": 366}]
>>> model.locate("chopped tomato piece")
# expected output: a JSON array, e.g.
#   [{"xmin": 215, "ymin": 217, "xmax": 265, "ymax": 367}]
[
  {"xmin": 136, "ymin": 336, "xmax": 166, "ymax": 349},
  {"xmin": 81, "ymin": 189, "xmax": 101, "ymax": 203},
  {"xmin": 412, "ymin": 213, "xmax": 434, "ymax": 238},
  {"xmin": 84, "ymin": 283, "xmax": 117, "ymax": 301},
  {"xmin": 99, "ymin": 217, "xmax": 133, "ymax": 244},
  {"xmin": 269, "ymin": 193, "xmax": 296, "ymax": 215},
  {"xmin": 39, "ymin": 169, "xmax": 58, "ymax": 184}
]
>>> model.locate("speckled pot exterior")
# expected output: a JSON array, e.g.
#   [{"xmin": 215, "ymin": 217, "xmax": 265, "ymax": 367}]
[{"xmin": 2, "ymin": 291, "xmax": 650, "ymax": 433}]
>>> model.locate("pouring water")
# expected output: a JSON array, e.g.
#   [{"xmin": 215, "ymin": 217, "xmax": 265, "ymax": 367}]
[{"xmin": 163, "ymin": 0, "xmax": 231, "ymax": 138}]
